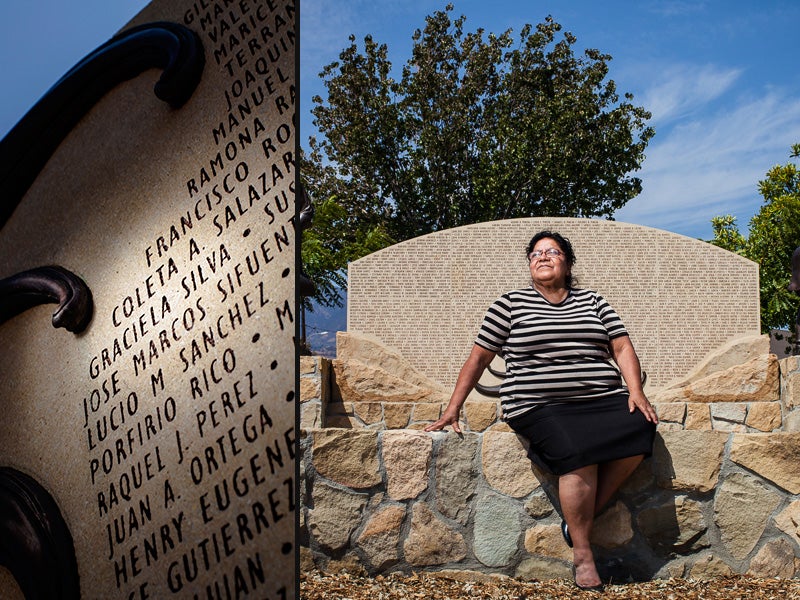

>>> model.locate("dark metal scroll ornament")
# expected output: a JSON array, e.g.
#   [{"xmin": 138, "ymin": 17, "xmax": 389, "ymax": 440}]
[
  {"xmin": 0, "ymin": 21, "xmax": 205, "ymax": 223},
  {"xmin": 0, "ymin": 266, "xmax": 93, "ymax": 333},
  {"xmin": 298, "ymin": 184, "xmax": 316, "ymax": 297},
  {"xmin": 0, "ymin": 467, "xmax": 80, "ymax": 599}
]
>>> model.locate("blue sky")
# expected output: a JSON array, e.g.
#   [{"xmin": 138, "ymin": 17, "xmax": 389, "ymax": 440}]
[
  {"xmin": 2, "ymin": 1, "xmax": 798, "ymax": 241},
  {"xmin": 302, "ymin": 0, "xmax": 800, "ymax": 241}
]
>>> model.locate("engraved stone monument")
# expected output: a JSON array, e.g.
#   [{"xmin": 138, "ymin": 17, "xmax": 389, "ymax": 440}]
[{"xmin": 0, "ymin": 0, "xmax": 296, "ymax": 597}]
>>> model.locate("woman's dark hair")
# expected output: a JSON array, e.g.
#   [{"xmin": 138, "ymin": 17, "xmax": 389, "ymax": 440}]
[{"xmin": 526, "ymin": 230, "xmax": 577, "ymax": 288}]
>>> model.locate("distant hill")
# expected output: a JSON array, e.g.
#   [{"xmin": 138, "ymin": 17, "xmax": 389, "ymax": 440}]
[{"xmin": 304, "ymin": 292, "xmax": 347, "ymax": 358}]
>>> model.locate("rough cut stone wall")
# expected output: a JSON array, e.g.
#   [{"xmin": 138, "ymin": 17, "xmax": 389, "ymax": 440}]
[
  {"xmin": 299, "ymin": 344, "xmax": 800, "ymax": 581},
  {"xmin": 347, "ymin": 218, "xmax": 760, "ymax": 389}
]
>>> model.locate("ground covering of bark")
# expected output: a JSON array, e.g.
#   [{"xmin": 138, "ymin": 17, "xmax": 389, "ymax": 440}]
[{"xmin": 300, "ymin": 569, "xmax": 800, "ymax": 599}]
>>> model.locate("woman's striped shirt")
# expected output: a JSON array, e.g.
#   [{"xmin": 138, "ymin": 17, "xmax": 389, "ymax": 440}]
[{"xmin": 475, "ymin": 287, "xmax": 629, "ymax": 421}]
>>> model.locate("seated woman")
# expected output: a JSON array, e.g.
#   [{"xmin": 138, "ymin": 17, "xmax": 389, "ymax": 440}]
[{"xmin": 425, "ymin": 230, "xmax": 658, "ymax": 591}]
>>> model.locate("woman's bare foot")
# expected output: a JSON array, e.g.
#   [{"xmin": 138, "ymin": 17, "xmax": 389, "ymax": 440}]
[{"xmin": 573, "ymin": 550, "xmax": 602, "ymax": 589}]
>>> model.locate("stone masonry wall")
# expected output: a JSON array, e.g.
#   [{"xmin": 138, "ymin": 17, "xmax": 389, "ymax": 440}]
[
  {"xmin": 299, "ymin": 337, "xmax": 800, "ymax": 581},
  {"xmin": 347, "ymin": 217, "xmax": 760, "ymax": 390}
]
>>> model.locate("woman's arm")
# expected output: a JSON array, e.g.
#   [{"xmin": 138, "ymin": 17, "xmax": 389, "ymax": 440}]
[
  {"xmin": 609, "ymin": 335, "xmax": 658, "ymax": 424},
  {"xmin": 424, "ymin": 344, "xmax": 497, "ymax": 433}
]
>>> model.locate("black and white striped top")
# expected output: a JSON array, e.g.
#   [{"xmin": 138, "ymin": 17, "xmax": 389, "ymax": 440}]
[{"xmin": 475, "ymin": 287, "xmax": 629, "ymax": 420}]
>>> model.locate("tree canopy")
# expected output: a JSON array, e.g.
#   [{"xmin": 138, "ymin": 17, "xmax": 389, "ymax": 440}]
[
  {"xmin": 302, "ymin": 5, "xmax": 654, "ymax": 309},
  {"xmin": 709, "ymin": 143, "xmax": 800, "ymax": 338}
]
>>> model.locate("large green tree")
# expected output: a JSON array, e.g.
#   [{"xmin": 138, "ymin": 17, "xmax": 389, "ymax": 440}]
[
  {"xmin": 710, "ymin": 143, "xmax": 800, "ymax": 337},
  {"xmin": 302, "ymin": 5, "xmax": 654, "ymax": 308}
]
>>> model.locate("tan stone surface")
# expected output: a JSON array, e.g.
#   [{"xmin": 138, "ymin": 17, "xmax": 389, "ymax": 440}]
[
  {"xmin": 714, "ymin": 472, "xmax": 782, "ymax": 560},
  {"xmin": 745, "ymin": 402, "xmax": 782, "ymax": 431},
  {"xmin": 747, "ymin": 538, "xmax": 797, "ymax": 578},
  {"xmin": 383, "ymin": 403, "xmax": 413, "ymax": 428},
  {"xmin": 684, "ymin": 403, "xmax": 712, "ymax": 430},
  {"xmin": 308, "ymin": 482, "xmax": 368, "ymax": 552},
  {"xmin": 336, "ymin": 330, "xmax": 451, "ymax": 393},
  {"xmin": 435, "ymin": 433, "xmax": 480, "ymax": 525},
  {"xmin": 332, "ymin": 358, "xmax": 449, "ymax": 404},
  {"xmin": 638, "ymin": 495, "xmax": 708, "ymax": 553},
  {"xmin": 301, "ymin": 356, "xmax": 319, "ymax": 375},
  {"xmin": 524, "ymin": 493, "xmax": 555, "ymax": 519},
  {"xmin": 302, "ymin": 402, "xmax": 323, "ymax": 431},
  {"xmin": 464, "ymin": 401, "xmax": 497, "ymax": 431},
  {"xmin": 515, "ymin": 557, "xmax": 572, "ymax": 581},
  {"xmin": 664, "ymin": 333, "xmax": 769, "ymax": 389},
  {"xmin": 354, "ymin": 402, "xmax": 383, "ymax": 425},
  {"xmin": 301, "ymin": 376, "xmax": 322, "ymax": 401},
  {"xmin": 592, "ymin": 501, "xmax": 633, "ymax": 548},
  {"xmin": 356, "ymin": 505, "xmax": 406, "ymax": 571},
  {"xmin": 523, "ymin": 524, "xmax": 572, "ymax": 561},
  {"xmin": 688, "ymin": 554, "xmax": 734, "ymax": 580},
  {"xmin": 774, "ymin": 500, "xmax": 800, "ymax": 545},
  {"xmin": 382, "ymin": 431, "xmax": 432, "ymax": 500},
  {"xmin": 729, "ymin": 433, "xmax": 800, "ymax": 494},
  {"xmin": 312, "ymin": 429, "xmax": 382, "ymax": 488},
  {"xmin": 655, "ymin": 402, "xmax": 686, "ymax": 424},
  {"xmin": 481, "ymin": 431, "xmax": 540, "ymax": 498},
  {"xmin": 412, "ymin": 402, "xmax": 442, "ymax": 423},
  {"xmin": 652, "ymin": 431, "xmax": 727, "ymax": 492},
  {"xmin": 784, "ymin": 371, "xmax": 800, "ymax": 410},
  {"xmin": 403, "ymin": 503, "xmax": 467, "ymax": 566},
  {"xmin": 683, "ymin": 355, "xmax": 779, "ymax": 403}
]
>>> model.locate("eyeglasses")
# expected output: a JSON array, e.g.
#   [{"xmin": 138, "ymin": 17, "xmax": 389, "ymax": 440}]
[{"xmin": 528, "ymin": 248, "xmax": 563, "ymax": 260}]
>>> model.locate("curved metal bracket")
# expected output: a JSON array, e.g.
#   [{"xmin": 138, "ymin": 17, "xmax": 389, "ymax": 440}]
[
  {"xmin": 0, "ymin": 21, "xmax": 204, "ymax": 226},
  {"xmin": 0, "ymin": 266, "xmax": 93, "ymax": 333},
  {"xmin": 0, "ymin": 467, "xmax": 80, "ymax": 599}
]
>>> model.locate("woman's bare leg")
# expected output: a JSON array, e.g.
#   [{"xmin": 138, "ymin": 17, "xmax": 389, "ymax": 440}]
[
  {"xmin": 559, "ymin": 465, "xmax": 602, "ymax": 588},
  {"xmin": 594, "ymin": 454, "xmax": 644, "ymax": 515}
]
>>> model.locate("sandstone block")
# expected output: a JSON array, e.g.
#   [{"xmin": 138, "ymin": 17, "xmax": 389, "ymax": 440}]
[
  {"xmin": 482, "ymin": 431, "xmax": 540, "ymax": 498},
  {"xmin": 774, "ymin": 500, "xmax": 800, "ymax": 545},
  {"xmin": 464, "ymin": 402, "xmax": 497, "ymax": 431},
  {"xmin": 524, "ymin": 492, "xmax": 555, "ymax": 520},
  {"xmin": 710, "ymin": 402, "xmax": 747, "ymax": 424},
  {"xmin": 637, "ymin": 495, "xmax": 708, "ymax": 554},
  {"xmin": 474, "ymin": 492, "xmax": 521, "ymax": 568},
  {"xmin": 403, "ymin": 503, "xmax": 467, "ymax": 566},
  {"xmin": 664, "ymin": 333, "xmax": 769, "ymax": 388},
  {"xmin": 515, "ymin": 557, "xmax": 571, "ymax": 582},
  {"xmin": 354, "ymin": 402, "xmax": 383, "ymax": 425},
  {"xmin": 300, "ymin": 355, "xmax": 319, "ymax": 375},
  {"xmin": 592, "ymin": 501, "xmax": 633, "ymax": 549},
  {"xmin": 730, "ymin": 433, "xmax": 800, "ymax": 494},
  {"xmin": 713, "ymin": 472, "xmax": 782, "ymax": 560},
  {"xmin": 652, "ymin": 430, "xmax": 727, "ymax": 492},
  {"xmin": 412, "ymin": 402, "xmax": 441, "ymax": 423},
  {"xmin": 745, "ymin": 402, "xmax": 782, "ymax": 431},
  {"xmin": 747, "ymin": 538, "xmax": 797, "ymax": 578},
  {"xmin": 688, "ymin": 554, "xmax": 733, "ymax": 580},
  {"xmin": 307, "ymin": 482, "xmax": 368, "ymax": 552},
  {"xmin": 301, "ymin": 401, "xmax": 322, "ymax": 431},
  {"xmin": 356, "ymin": 505, "xmax": 406, "ymax": 571},
  {"xmin": 312, "ymin": 429, "xmax": 382, "ymax": 488},
  {"xmin": 683, "ymin": 355, "xmax": 779, "ymax": 403},
  {"xmin": 435, "ymin": 433, "xmax": 480, "ymax": 525},
  {"xmin": 523, "ymin": 523, "xmax": 572, "ymax": 561},
  {"xmin": 332, "ymin": 358, "xmax": 449, "ymax": 404},
  {"xmin": 784, "ymin": 371, "xmax": 800, "ymax": 410},
  {"xmin": 684, "ymin": 403, "xmax": 712, "ymax": 430},
  {"xmin": 336, "ymin": 331, "xmax": 451, "ymax": 393},
  {"xmin": 300, "ymin": 375, "xmax": 321, "ymax": 402},
  {"xmin": 383, "ymin": 403, "xmax": 413, "ymax": 428},
  {"xmin": 382, "ymin": 431, "xmax": 432, "ymax": 500},
  {"xmin": 655, "ymin": 402, "xmax": 686, "ymax": 424}
]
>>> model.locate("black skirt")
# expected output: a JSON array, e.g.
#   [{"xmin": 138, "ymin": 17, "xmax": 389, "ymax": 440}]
[{"xmin": 506, "ymin": 394, "xmax": 656, "ymax": 476}]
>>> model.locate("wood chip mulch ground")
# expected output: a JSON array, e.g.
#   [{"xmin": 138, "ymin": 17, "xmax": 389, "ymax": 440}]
[{"xmin": 300, "ymin": 569, "xmax": 800, "ymax": 599}]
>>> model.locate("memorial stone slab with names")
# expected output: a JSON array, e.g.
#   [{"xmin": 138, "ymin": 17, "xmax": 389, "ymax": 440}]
[{"xmin": 0, "ymin": 0, "xmax": 296, "ymax": 598}]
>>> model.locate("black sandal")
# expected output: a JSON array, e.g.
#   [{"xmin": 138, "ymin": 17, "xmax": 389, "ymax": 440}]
[{"xmin": 561, "ymin": 519, "xmax": 573, "ymax": 548}]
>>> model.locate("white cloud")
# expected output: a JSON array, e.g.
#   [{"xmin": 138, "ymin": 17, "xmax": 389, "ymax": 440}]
[{"xmin": 617, "ymin": 85, "xmax": 800, "ymax": 238}]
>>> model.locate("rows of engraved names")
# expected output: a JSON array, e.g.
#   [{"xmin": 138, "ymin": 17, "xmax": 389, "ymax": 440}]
[
  {"xmin": 79, "ymin": 1, "xmax": 296, "ymax": 598},
  {"xmin": 349, "ymin": 219, "xmax": 759, "ymax": 389}
]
